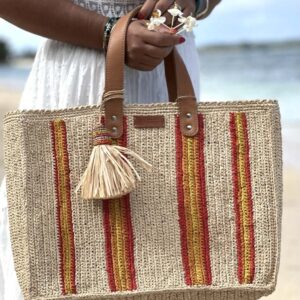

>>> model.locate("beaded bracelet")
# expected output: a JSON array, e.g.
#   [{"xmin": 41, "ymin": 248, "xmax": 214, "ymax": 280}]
[{"xmin": 103, "ymin": 17, "xmax": 120, "ymax": 53}]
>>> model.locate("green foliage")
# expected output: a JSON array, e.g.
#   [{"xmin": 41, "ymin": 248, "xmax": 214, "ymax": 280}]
[{"xmin": 0, "ymin": 40, "xmax": 10, "ymax": 63}]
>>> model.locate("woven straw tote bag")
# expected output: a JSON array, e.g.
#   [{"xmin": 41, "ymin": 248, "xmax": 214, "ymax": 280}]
[{"xmin": 3, "ymin": 5, "xmax": 282, "ymax": 300}]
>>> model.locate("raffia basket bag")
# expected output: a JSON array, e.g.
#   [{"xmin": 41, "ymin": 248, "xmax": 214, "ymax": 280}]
[{"xmin": 3, "ymin": 5, "xmax": 282, "ymax": 300}]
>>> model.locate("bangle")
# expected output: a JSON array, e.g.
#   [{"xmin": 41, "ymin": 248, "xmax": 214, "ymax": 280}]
[
  {"xmin": 103, "ymin": 17, "xmax": 120, "ymax": 53},
  {"xmin": 195, "ymin": 0, "xmax": 210, "ymax": 18}
]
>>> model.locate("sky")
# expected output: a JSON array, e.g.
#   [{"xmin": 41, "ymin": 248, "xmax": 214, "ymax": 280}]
[{"xmin": 0, "ymin": 0, "xmax": 300, "ymax": 54}]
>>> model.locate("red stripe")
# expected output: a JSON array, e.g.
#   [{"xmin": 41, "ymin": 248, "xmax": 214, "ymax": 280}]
[
  {"xmin": 121, "ymin": 116, "xmax": 127, "ymax": 147},
  {"xmin": 50, "ymin": 121, "xmax": 66, "ymax": 295},
  {"xmin": 119, "ymin": 116, "xmax": 137, "ymax": 290},
  {"xmin": 50, "ymin": 120, "xmax": 77, "ymax": 294},
  {"xmin": 103, "ymin": 202, "xmax": 117, "ymax": 291},
  {"xmin": 196, "ymin": 114, "xmax": 212, "ymax": 284},
  {"xmin": 118, "ymin": 118, "xmax": 136, "ymax": 289},
  {"xmin": 175, "ymin": 115, "xmax": 192, "ymax": 285},
  {"xmin": 241, "ymin": 113, "xmax": 255, "ymax": 282},
  {"xmin": 229, "ymin": 113, "xmax": 244, "ymax": 283},
  {"xmin": 123, "ymin": 194, "xmax": 137, "ymax": 290},
  {"xmin": 176, "ymin": 114, "xmax": 212, "ymax": 285},
  {"xmin": 99, "ymin": 115, "xmax": 117, "ymax": 291},
  {"xmin": 61, "ymin": 124, "xmax": 77, "ymax": 293},
  {"xmin": 102, "ymin": 116, "xmax": 137, "ymax": 291}
]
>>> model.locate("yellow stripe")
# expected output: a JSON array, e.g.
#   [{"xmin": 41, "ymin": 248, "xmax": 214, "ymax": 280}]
[
  {"xmin": 187, "ymin": 137, "xmax": 205, "ymax": 284},
  {"xmin": 109, "ymin": 137, "xmax": 130, "ymax": 291},
  {"xmin": 236, "ymin": 113, "xmax": 251, "ymax": 283},
  {"xmin": 235, "ymin": 140, "xmax": 246, "ymax": 283},
  {"xmin": 115, "ymin": 199, "xmax": 127, "ymax": 291},
  {"xmin": 182, "ymin": 136, "xmax": 197, "ymax": 283},
  {"xmin": 193, "ymin": 136, "xmax": 206, "ymax": 284}
]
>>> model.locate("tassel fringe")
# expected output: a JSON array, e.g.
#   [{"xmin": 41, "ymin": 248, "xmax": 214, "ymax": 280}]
[{"xmin": 75, "ymin": 124, "xmax": 152, "ymax": 200}]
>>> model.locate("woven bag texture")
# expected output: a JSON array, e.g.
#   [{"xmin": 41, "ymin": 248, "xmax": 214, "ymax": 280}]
[{"xmin": 3, "ymin": 100, "xmax": 282, "ymax": 300}]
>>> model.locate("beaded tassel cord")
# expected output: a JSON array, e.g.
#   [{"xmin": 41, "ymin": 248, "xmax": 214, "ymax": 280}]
[{"xmin": 75, "ymin": 122, "xmax": 152, "ymax": 200}]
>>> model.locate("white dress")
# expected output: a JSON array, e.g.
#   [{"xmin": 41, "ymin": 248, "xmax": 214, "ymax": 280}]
[{"xmin": 0, "ymin": 0, "xmax": 201, "ymax": 299}]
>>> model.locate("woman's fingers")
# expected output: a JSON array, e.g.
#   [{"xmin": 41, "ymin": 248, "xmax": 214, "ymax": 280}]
[
  {"xmin": 153, "ymin": 0, "xmax": 175, "ymax": 16},
  {"xmin": 182, "ymin": 5, "xmax": 196, "ymax": 17},
  {"xmin": 142, "ymin": 26, "xmax": 184, "ymax": 46},
  {"xmin": 126, "ymin": 19, "xmax": 185, "ymax": 71},
  {"xmin": 138, "ymin": 0, "xmax": 157, "ymax": 19},
  {"xmin": 162, "ymin": 10, "xmax": 173, "ymax": 27},
  {"xmin": 143, "ymin": 43, "xmax": 173, "ymax": 59},
  {"xmin": 138, "ymin": 0, "xmax": 174, "ymax": 19},
  {"xmin": 127, "ymin": 52, "xmax": 162, "ymax": 71},
  {"xmin": 169, "ymin": 1, "xmax": 197, "ymax": 27},
  {"xmin": 138, "ymin": 0, "xmax": 197, "ymax": 28},
  {"xmin": 176, "ymin": 0, "xmax": 196, "ymax": 17}
]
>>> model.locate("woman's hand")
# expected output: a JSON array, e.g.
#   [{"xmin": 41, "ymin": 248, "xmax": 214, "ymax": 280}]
[
  {"xmin": 137, "ymin": 0, "xmax": 196, "ymax": 23},
  {"xmin": 126, "ymin": 19, "xmax": 184, "ymax": 71}
]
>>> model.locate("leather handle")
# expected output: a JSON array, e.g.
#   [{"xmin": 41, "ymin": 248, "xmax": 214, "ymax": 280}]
[{"xmin": 103, "ymin": 5, "xmax": 198, "ymax": 138}]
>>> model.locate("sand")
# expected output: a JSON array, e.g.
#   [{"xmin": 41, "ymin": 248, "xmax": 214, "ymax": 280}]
[{"xmin": 0, "ymin": 86, "xmax": 299, "ymax": 299}]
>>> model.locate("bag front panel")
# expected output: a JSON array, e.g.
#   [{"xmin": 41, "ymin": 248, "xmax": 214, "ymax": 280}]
[
  {"xmin": 3, "ymin": 101, "xmax": 281, "ymax": 300},
  {"xmin": 127, "ymin": 111, "xmax": 186, "ymax": 290},
  {"xmin": 66, "ymin": 116, "xmax": 110, "ymax": 294},
  {"xmin": 25, "ymin": 118, "xmax": 67, "ymax": 297},
  {"xmin": 246, "ymin": 109, "xmax": 280, "ymax": 285},
  {"xmin": 203, "ymin": 111, "xmax": 238, "ymax": 286},
  {"xmin": 3, "ymin": 117, "xmax": 31, "ymax": 298}
]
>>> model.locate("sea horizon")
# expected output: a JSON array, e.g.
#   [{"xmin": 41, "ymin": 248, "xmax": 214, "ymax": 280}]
[{"xmin": 1, "ymin": 40, "xmax": 299, "ymax": 125}]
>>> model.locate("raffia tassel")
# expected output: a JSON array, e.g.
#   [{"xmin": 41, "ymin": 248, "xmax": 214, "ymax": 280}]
[{"xmin": 75, "ymin": 124, "xmax": 152, "ymax": 200}]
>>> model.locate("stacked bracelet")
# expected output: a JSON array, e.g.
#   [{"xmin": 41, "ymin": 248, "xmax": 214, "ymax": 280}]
[
  {"xmin": 195, "ymin": 0, "xmax": 210, "ymax": 18},
  {"xmin": 103, "ymin": 17, "xmax": 120, "ymax": 53}
]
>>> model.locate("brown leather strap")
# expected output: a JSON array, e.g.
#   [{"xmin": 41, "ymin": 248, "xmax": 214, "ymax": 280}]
[
  {"xmin": 103, "ymin": 5, "xmax": 198, "ymax": 138},
  {"xmin": 164, "ymin": 49, "xmax": 197, "ymax": 100},
  {"xmin": 103, "ymin": 6, "xmax": 180, "ymax": 96},
  {"xmin": 164, "ymin": 52, "xmax": 177, "ymax": 103}
]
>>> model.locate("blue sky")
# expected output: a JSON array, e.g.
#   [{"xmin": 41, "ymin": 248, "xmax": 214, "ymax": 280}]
[{"xmin": 0, "ymin": 0, "xmax": 299, "ymax": 53}]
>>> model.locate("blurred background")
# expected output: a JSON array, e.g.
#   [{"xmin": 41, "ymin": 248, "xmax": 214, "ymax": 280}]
[{"xmin": 0, "ymin": 0, "xmax": 299, "ymax": 299}]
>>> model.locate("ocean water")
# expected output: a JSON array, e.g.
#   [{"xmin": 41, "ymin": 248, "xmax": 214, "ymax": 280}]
[
  {"xmin": 0, "ymin": 64, "xmax": 31, "ymax": 90},
  {"xmin": 198, "ymin": 45, "xmax": 300, "ymax": 124},
  {"xmin": 0, "ymin": 44, "xmax": 299, "ymax": 123}
]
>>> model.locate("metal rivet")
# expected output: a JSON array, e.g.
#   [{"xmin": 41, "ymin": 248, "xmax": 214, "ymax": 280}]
[
  {"xmin": 112, "ymin": 126, "xmax": 117, "ymax": 132},
  {"xmin": 186, "ymin": 112, "xmax": 192, "ymax": 118},
  {"xmin": 111, "ymin": 115, "xmax": 117, "ymax": 121},
  {"xmin": 186, "ymin": 124, "xmax": 192, "ymax": 130}
]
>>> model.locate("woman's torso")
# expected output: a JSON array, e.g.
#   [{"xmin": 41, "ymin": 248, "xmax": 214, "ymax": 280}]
[{"xmin": 72, "ymin": 0, "xmax": 145, "ymax": 17}]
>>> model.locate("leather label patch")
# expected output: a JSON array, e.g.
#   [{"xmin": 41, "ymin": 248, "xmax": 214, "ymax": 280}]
[{"xmin": 134, "ymin": 115, "xmax": 165, "ymax": 128}]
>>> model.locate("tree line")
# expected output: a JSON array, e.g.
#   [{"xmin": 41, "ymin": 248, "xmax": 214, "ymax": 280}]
[{"xmin": 0, "ymin": 39, "xmax": 10, "ymax": 63}]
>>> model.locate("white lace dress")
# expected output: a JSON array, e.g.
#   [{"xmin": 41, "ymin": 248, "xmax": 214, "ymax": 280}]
[{"xmin": 0, "ymin": 0, "xmax": 200, "ymax": 299}]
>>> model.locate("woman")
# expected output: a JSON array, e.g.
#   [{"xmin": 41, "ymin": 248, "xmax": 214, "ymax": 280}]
[{"xmin": 0, "ymin": 0, "xmax": 220, "ymax": 298}]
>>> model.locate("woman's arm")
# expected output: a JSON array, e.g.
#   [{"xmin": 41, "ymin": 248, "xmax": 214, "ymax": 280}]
[
  {"xmin": 0, "ymin": 0, "xmax": 108, "ymax": 50},
  {"xmin": 0, "ymin": 0, "xmax": 183, "ymax": 70}
]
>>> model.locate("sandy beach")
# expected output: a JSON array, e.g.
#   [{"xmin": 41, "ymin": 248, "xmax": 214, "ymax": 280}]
[{"xmin": 0, "ymin": 86, "xmax": 299, "ymax": 299}]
